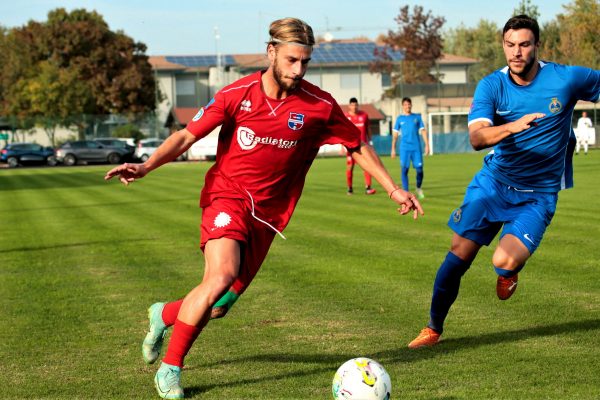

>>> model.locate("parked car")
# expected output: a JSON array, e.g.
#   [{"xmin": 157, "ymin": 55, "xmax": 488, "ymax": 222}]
[
  {"xmin": 94, "ymin": 138, "xmax": 135, "ymax": 161},
  {"xmin": 55, "ymin": 140, "xmax": 131, "ymax": 166},
  {"xmin": 0, "ymin": 143, "xmax": 56, "ymax": 168},
  {"xmin": 134, "ymin": 139, "xmax": 164, "ymax": 162},
  {"xmin": 95, "ymin": 137, "xmax": 136, "ymax": 147}
]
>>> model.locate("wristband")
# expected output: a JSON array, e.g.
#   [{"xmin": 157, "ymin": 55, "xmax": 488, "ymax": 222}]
[{"xmin": 389, "ymin": 188, "xmax": 402, "ymax": 199}]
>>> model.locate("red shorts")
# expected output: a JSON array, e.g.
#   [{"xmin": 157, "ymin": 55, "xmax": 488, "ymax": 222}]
[{"xmin": 200, "ymin": 197, "xmax": 275, "ymax": 295}]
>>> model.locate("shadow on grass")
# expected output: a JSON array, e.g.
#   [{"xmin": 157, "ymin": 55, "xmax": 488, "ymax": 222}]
[
  {"xmin": 184, "ymin": 318, "xmax": 600, "ymax": 396},
  {"xmin": 0, "ymin": 238, "xmax": 156, "ymax": 254}
]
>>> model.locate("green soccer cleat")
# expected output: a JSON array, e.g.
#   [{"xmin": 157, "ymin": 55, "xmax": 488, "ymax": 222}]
[
  {"xmin": 154, "ymin": 362, "xmax": 184, "ymax": 399},
  {"xmin": 143, "ymin": 302, "xmax": 168, "ymax": 364}
]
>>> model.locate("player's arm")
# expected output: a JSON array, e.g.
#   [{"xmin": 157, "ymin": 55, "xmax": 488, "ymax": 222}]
[
  {"xmin": 468, "ymin": 113, "xmax": 545, "ymax": 150},
  {"xmin": 104, "ymin": 128, "xmax": 197, "ymax": 185},
  {"xmin": 366, "ymin": 117, "xmax": 373, "ymax": 144},
  {"xmin": 390, "ymin": 130, "xmax": 399, "ymax": 158},
  {"xmin": 420, "ymin": 127, "xmax": 430, "ymax": 156},
  {"xmin": 351, "ymin": 142, "xmax": 424, "ymax": 219}
]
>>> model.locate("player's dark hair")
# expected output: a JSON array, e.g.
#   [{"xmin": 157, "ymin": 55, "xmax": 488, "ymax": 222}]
[
  {"xmin": 402, "ymin": 97, "xmax": 412, "ymax": 104},
  {"xmin": 503, "ymin": 14, "xmax": 540, "ymax": 43},
  {"xmin": 349, "ymin": 97, "xmax": 358, "ymax": 104}
]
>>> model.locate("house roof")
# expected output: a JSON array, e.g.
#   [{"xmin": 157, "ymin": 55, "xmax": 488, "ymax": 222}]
[
  {"xmin": 172, "ymin": 108, "xmax": 199, "ymax": 126},
  {"xmin": 437, "ymin": 53, "xmax": 478, "ymax": 65},
  {"xmin": 151, "ymin": 41, "xmax": 405, "ymax": 71}
]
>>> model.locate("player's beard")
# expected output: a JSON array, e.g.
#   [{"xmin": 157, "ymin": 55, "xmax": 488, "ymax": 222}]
[
  {"xmin": 508, "ymin": 50, "xmax": 537, "ymax": 79},
  {"xmin": 273, "ymin": 59, "xmax": 301, "ymax": 91}
]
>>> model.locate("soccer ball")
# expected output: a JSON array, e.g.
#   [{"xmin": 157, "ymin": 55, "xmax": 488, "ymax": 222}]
[{"xmin": 332, "ymin": 357, "xmax": 392, "ymax": 400}]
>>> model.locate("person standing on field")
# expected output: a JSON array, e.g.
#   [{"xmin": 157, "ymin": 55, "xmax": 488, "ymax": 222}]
[
  {"xmin": 575, "ymin": 111, "xmax": 593, "ymax": 155},
  {"xmin": 344, "ymin": 97, "xmax": 376, "ymax": 195},
  {"xmin": 407, "ymin": 14, "xmax": 599, "ymax": 349},
  {"xmin": 391, "ymin": 97, "xmax": 429, "ymax": 199},
  {"xmin": 105, "ymin": 17, "xmax": 423, "ymax": 399}
]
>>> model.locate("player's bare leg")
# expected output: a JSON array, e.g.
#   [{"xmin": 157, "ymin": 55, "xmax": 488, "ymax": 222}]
[
  {"xmin": 493, "ymin": 234, "xmax": 530, "ymax": 300},
  {"xmin": 155, "ymin": 238, "xmax": 240, "ymax": 399}
]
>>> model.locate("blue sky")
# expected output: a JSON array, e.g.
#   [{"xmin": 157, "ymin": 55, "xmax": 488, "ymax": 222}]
[{"xmin": 2, "ymin": 0, "xmax": 568, "ymax": 56}]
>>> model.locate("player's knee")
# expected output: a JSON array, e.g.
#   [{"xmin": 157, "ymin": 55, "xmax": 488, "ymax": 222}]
[
  {"xmin": 492, "ymin": 251, "xmax": 521, "ymax": 271},
  {"xmin": 401, "ymin": 166, "xmax": 410, "ymax": 174}
]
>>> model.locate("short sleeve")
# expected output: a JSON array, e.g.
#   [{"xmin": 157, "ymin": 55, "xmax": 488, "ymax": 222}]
[
  {"xmin": 393, "ymin": 117, "xmax": 400, "ymax": 132},
  {"xmin": 468, "ymin": 78, "xmax": 496, "ymax": 126},
  {"xmin": 186, "ymin": 93, "xmax": 227, "ymax": 139},
  {"xmin": 417, "ymin": 114, "xmax": 425, "ymax": 130},
  {"xmin": 568, "ymin": 66, "xmax": 600, "ymax": 103}
]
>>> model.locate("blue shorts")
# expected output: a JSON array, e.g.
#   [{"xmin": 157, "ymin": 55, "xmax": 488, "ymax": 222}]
[
  {"xmin": 400, "ymin": 148, "xmax": 423, "ymax": 169},
  {"xmin": 447, "ymin": 172, "xmax": 558, "ymax": 254}
]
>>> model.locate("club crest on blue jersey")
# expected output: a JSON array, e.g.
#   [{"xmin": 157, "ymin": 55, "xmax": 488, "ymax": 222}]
[
  {"xmin": 452, "ymin": 208, "xmax": 462, "ymax": 223},
  {"xmin": 288, "ymin": 112, "xmax": 305, "ymax": 130},
  {"xmin": 548, "ymin": 97, "xmax": 562, "ymax": 114}
]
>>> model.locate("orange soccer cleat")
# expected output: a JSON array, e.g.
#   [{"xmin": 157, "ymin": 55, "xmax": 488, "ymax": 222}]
[
  {"xmin": 496, "ymin": 274, "xmax": 518, "ymax": 300},
  {"xmin": 408, "ymin": 327, "xmax": 441, "ymax": 349}
]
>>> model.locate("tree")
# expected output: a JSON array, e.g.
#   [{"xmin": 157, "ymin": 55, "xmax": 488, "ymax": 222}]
[
  {"xmin": 371, "ymin": 5, "xmax": 445, "ymax": 84},
  {"xmin": 444, "ymin": 20, "xmax": 505, "ymax": 82},
  {"xmin": 513, "ymin": 0, "xmax": 541, "ymax": 19},
  {"xmin": 539, "ymin": 20, "xmax": 563, "ymax": 62},
  {"xmin": 557, "ymin": 0, "xmax": 599, "ymax": 69},
  {"xmin": 1, "ymin": 8, "xmax": 157, "ymax": 139}
]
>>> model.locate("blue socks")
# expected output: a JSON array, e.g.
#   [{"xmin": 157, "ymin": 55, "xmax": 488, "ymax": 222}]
[
  {"xmin": 428, "ymin": 252, "xmax": 472, "ymax": 334},
  {"xmin": 416, "ymin": 167, "xmax": 424, "ymax": 189},
  {"xmin": 494, "ymin": 264, "xmax": 524, "ymax": 278},
  {"xmin": 401, "ymin": 167, "xmax": 424, "ymax": 191},
  {"xmin": 401, "ymin": 166, "xmax": 410, "ymax": 190}
]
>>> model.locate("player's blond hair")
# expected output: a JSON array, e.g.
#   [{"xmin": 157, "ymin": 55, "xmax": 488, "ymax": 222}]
[{"xmin": 267, "ymin": 18, "xmax": 315, "ymax": 48}]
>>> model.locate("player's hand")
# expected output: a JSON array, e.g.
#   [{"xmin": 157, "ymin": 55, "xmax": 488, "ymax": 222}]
[
  {"xmin": 390, "ymin": 188, "xmax": 424, "ymax": 220},
  {"xmin": 508, "ymin": 113, "xmax": 545, "ymax": 133},
  {"xmin": 424, "ymin": 145, "xmax": 430, "ymax": 156},
  {"xmin": 104, "ymin": 163, "xmax": 148, "ymax": 186},
  {"xmin": 390, "ymin": 149, "xmax": 396, "ymax": 159}
]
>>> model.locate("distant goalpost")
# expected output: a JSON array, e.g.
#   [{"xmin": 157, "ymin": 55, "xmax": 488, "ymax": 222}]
[{"xmin": 427, "ymin": 111, "xmax": 473, "ymax": 155}]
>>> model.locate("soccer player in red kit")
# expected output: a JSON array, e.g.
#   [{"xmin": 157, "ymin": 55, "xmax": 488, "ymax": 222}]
[
  {"xmin": 105, "ymin": 17, "xmax": 423, "ymax": 399},
  {"xmin": 345, "ymin": 97, "xmax": 376, "ymax": 195}
]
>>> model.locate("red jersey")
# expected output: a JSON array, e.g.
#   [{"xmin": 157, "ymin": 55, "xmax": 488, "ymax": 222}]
[
  {"xmin": 345, "ymin": 110, "xmax": 369, "ymax": 143},
  {"xmin": 186, "ymin": 70, "xmax": 361, "ymax": 232}
]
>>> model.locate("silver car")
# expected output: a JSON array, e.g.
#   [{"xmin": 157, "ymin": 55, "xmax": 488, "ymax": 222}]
[{"xmin": 55, "ymin": 140, "xmax": 131, "ymax": 166}]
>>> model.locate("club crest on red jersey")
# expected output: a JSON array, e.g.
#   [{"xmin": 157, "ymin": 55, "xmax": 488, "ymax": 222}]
[{"xmin": 288, "ymin": 112, "xmax": 305, "ymax": 130}]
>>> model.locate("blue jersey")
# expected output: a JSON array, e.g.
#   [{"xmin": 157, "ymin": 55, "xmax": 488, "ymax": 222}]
[
  {"xmin": 468, "ymin": 61, "xmax": 600, "ymax": 192},
  {"xmin": 393, "ymin": 113, "xmax": 425, "ymax": 151}
]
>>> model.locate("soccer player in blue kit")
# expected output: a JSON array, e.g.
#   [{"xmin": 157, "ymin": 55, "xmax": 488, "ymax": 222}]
[
  {"xmin": 408, "ymin": 14, "xmax": 600, "ymax": 348},
  {"xmin": 391, "ymin": 97, "xmax": 429, "ymax": 199}
]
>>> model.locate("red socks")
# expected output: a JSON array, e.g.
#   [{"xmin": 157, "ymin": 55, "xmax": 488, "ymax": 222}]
[
  {"xmin": 162, "ymin": 319, "xmax": 201, "ymax": 367},
  {"xmin": 364, "ymin": 171, "xmax": 372, "ymax": 187},
  {"xmin": 161, "ymin": 299, "xmax": 184, "ymax": 326}
]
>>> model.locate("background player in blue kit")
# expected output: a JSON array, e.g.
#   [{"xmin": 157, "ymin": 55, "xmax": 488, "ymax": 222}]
[
  {"xmin": 408, "ymin": 14, "xmax": 600, "ymax": 349},
  {"xmin": 391, "ymin": 97, "xmax": 430, "ymax": 199}
]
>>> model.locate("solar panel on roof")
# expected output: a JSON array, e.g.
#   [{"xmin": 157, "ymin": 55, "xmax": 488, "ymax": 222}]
[
  {"xmin": 311, "ymin": 42, "xmax": 403, "ymax": 64},
  {"xmin": 166, "ymin": 55, "xmax": 235, "ymax": 67},
  {"xmin": 164, "ymin": 43, "xmax": 402, "ymax": 68}
]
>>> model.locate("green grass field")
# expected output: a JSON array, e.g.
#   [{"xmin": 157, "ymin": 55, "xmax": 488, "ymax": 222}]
[{"xmin": 1, "ymin": 153, "xmax": 599, "ymax": 399}]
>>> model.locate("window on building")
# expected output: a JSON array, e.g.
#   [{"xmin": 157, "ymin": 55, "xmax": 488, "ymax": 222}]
[
  {"xmin": 381, "ymin": 73, "xmax": 392, "ymax": 88},
  {"xmin": 340, "ymin": 72, "xmax": 359, "ymax": 89},
  {"xmin": 176, "ymin": 77, "xmax": 197, "ymax": 107}
]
